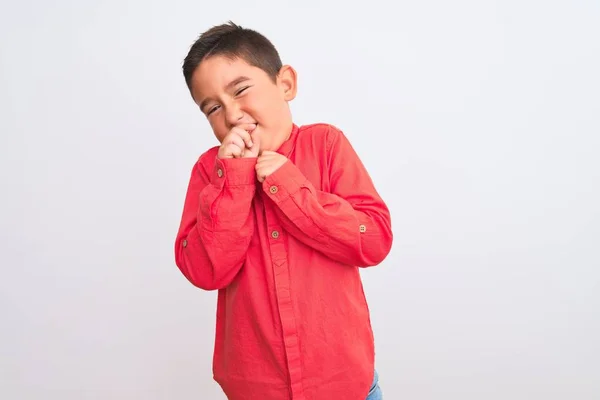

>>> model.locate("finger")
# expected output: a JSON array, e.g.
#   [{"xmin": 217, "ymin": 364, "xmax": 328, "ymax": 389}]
[
  {"xmin": 257, "ymin": 152, "xmax": 275, "ymax": 161},
  {"xmin": 232, "ymin": 124, "xmax": 256, "ymax": 148},
  {"xmin": 256, "ymin": 171, "xmax": 266, "ymax": 183},
  {"xmin": 244, "ymin": 146, "xmax": 258, "ymax": 158},
  {"xmin": 256, "ymin": 158, "xmax": 271, "ymax": 168},
  {"xmin": 257, "ymin": 163, "xmax": 273, "ymax": 178},
  {"xmin": 226, "ymin": 134, "xmax": 246, "ymax": 150},
  {"xmin": 243, "ymin": 133, "xmax": 260, "ymax": 158},
  {"xmin": 243, "ymin": 147, "xmax": 258, "ymax": 159},
  {"xmin": 255, "ymin": 165, "xmax": 265, "ymax": 180},
  {"xmin": 259, "ymin": 152, "xmax": 280, "ymax": 161},
  {"xmin": 250, "ymin": 130, "xmax": 260, "ymax": 151},
  {"xmin": 236, "ymin": 123, "xmax": 257, "ymax": 133},
  {"xmin": 229, "ymin": 144, "xmax": 244, "ymax": 158}
]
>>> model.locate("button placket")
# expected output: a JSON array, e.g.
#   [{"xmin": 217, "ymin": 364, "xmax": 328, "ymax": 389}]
[{"xmin": 264, "ymin": 201, "xmax": 305, "ymax": 397}]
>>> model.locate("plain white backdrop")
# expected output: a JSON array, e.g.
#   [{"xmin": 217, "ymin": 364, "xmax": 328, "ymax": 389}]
[{"xmin": 1, "ymin": 0, "xmax": 599, "ymax": 399}]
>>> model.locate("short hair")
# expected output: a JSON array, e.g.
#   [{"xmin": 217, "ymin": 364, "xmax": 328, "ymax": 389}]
[{"xmin": 182, "ymin": 21, "xmax": 283, "ymax": 94}]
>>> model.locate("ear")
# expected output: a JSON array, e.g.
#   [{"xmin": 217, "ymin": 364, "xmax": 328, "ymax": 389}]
[{"xmin": 277, "ymin": 65, "xmax": 298, "ymax": 101}]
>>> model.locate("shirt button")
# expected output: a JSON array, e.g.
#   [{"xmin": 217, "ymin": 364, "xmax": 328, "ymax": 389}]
[
  {"xmin": 359, "ymin": 224, "xmax": 366, "ymax": 233},
  {"xmin": 271, "ymin": 230, "xmax": 280, "ymax": 239},
  {"xmin": 217, "ymin": 168, "xmax": 223, "ymax": 178},
  {"xmin": 269, "ymin": 186, "xmax": 278, "ymax": 194},
  {"xmin": 182, "ymin": 239, "xmax": 188, "ymax": 247}
]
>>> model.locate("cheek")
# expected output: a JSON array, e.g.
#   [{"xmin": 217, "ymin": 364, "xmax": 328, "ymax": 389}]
[
  {"xmin": 208, "ymin": 118, "xmax": 227, "ymax": 142},
  {"xmin": 245, "ymin": 90, "xmax": 277, "ymax": 116}
]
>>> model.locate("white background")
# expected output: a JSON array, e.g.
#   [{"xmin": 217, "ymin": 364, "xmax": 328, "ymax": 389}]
[{"xmin": 1, "ymin": 0, "xmax": 599, "ymax": 399}]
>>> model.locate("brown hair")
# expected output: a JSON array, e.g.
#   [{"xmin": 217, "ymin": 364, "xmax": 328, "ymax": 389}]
[{"xmin": 182, "ymin": 21, "xmax": 283, "ymax": 94}]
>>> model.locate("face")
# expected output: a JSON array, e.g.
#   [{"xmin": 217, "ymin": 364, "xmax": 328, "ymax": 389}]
[{"xmin": 190, "ymin": 55, "xmax": 297, "ymax": 153}]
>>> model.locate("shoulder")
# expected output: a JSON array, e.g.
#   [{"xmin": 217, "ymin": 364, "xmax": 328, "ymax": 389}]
[
  {"xmin": 191, "ymin": 145, "xmax": 220, "ymax": 177},
  {"xmin": 297, "ymin": 122, "xmax": 346, "ymax": 149},
  {"xmin": 298, "ymin": 122, "xmax": 343, "ymax": 137}
]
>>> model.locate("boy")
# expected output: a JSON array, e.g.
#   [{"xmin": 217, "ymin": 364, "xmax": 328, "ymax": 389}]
[{"xmin": 174, "ymin": 21, "xmax": 393, "ymax": 400}]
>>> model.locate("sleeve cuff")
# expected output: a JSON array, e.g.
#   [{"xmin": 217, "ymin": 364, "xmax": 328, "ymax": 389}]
[
  {"xmin": 212, "ymin": 157, "xmax": 257, "ymax": 187},
  {"xmin": 262, "ymin": 159, "xmax": 311, "ymax": 203}
]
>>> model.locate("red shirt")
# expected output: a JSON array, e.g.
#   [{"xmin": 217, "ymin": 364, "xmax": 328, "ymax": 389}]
[{"xmin": 175, "ymin": 123, "xmax": 393, "ymax": 400}]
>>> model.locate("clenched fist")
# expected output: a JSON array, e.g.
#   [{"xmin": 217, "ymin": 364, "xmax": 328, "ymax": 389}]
[
  {"xmin": 218, "ymin": 124, "xmax": 260, "ymax": 159},
  {"xmin": 256, "ymin": 151, "xmax": 288, "ymax": 183}
]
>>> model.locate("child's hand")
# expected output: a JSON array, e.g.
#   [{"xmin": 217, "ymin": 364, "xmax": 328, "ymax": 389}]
[
  {"xmin": 217, "ymin": 124, "xmax": 260, "ymax": 159},
  {"xmin": 256, "ymin": 151, "xmax": 288, "ymax": 183}
]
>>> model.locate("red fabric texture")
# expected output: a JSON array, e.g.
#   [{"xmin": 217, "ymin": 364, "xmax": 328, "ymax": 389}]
[{"xmin": 175, "ymin": 123, "xmax": 393, "ymax": 400}]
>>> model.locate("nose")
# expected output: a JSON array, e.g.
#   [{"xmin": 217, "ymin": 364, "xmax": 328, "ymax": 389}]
[{"xmin": 224, "ymin": 102, "xmax": 244, "ymax": 128}]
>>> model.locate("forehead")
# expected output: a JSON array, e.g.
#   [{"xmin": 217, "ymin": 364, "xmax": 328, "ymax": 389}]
[{"xmin": 190, "ymin": 56, "xmax": 265, "ymax": 101}]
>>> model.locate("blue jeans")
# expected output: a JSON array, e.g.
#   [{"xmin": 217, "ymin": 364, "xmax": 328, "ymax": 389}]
[{"xmin": 366, "ymin": 370, "xmax": 383, "ymax": 400}]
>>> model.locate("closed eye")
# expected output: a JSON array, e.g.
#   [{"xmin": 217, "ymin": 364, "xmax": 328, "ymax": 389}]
[
  {"xmin": 207, "ymin": 105, "xmax": 220, "ymax": 116},
  {"xmin": 235, "ymin": 86, "xmax": 250, "ymax": 96}
]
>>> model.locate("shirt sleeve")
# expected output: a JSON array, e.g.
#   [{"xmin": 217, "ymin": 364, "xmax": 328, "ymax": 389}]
[
  {"xmin": 174, "ymin": 155, "xmax": 257, "ymax": 290},
  {"xmin": 261, "ymin": 128, "xmax": 393, "ymax": 267}
]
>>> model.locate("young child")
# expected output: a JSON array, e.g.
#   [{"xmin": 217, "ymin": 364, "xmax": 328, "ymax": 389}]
[{"xmin": 174, "ymin": 21, "xmax": 393, "ymax": 400}]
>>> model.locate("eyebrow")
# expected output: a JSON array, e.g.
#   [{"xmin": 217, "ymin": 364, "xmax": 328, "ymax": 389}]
[{"xmin": 199, "ymin": 76, "xmax": 252, "ymax": 112}]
